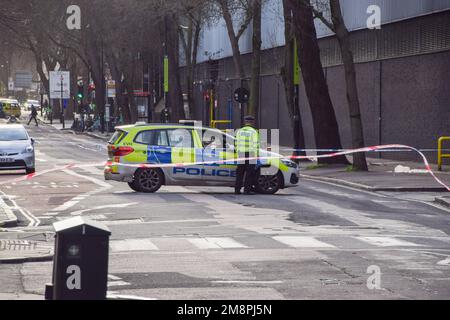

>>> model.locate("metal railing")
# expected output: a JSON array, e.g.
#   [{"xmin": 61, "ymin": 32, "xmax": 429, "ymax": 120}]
[
  {"xmin": 211, "ymin": 120, "xmax": 232, "ymax": 129},
  {"xmin": 438, "ymin": 136, "xmax": 450, "ymax": 171}
]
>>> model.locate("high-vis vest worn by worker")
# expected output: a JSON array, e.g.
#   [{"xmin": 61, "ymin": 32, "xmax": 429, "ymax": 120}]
[{"xmin": 236, "ymin": 125, "xmax": 260, "ymax": 156}]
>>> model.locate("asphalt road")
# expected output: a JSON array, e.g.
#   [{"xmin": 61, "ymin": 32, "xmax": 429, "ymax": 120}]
[{"xmin": 1, "ymin": 121, "xmax": 450, "ymax": 300}]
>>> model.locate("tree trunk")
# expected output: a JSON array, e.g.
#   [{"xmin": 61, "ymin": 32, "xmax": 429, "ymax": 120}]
[
  {"xmin": 248, "ymin": 0, "xmax": 261, "ymax": 123},
  {"xmin": 84, "ymin": 27, "xmax": 105, "ymax": 129},
  {"xmin": 180, "ymin": 17, "xmax": 198, "ymax": 120},
  {"xmin": 189, "ymin": 21, "xmax": 201, "ymax": 120},
  {"xmin": 106, "ymin": 51, "xmax": 131, "ymax": 124},
  {"xmin": 282, "ymin": 0, "xmax": 306, "ymax": 161},
  {"xmin": 330, "ymin": 0, "xmax": 368, "ymax": 171},
  {"xmin": 166, "ymin": 13, "xmax": 184, "ymax": 121},
  {"xmin": 33, "ymin": 53, "xmax": 50, "ymax": 97},
  {"xmin": 289, "ymin": 0, "xmax": 349, "ymax": 165},
  {"xmin": 219, "ymin": 0, "xmax": 246, "ymax": 79}
]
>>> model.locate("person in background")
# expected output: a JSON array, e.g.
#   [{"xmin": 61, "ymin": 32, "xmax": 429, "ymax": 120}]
[{"xmin": 28, "ymin": 104, "xmax": 38, "ymax": 126}]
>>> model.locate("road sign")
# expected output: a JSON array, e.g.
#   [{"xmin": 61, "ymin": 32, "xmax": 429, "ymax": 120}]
[
  {"xmin": 105, "ymin": 104, "xmax": 111, "ymax": 121},
  {"xmin": 107, "ymin": 80, "xmax": 116, "ymax": 98},
  {"xmin": 50, "ymin": 71, "xmax": 71, "ymax": 99},
  {"xmin": 14, "ymin": 71, "xmax": 33, "ymax": 89},
  {"xmin": 234, "ymin": 87, "xmax": 249, "ymax": 104},
  {"xmin": 8, "ymin": 78, "xmax": 14, "ymax": 91}
]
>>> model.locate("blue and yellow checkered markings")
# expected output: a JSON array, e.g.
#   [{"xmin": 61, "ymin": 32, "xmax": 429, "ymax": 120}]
[{"xmin": 147, "ymin": 146, "xmax": 172, "ymax": 164}]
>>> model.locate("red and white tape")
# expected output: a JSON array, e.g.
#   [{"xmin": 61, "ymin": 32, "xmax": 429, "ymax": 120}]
[{"xmin": 0, "ymin": 144, "xmax": 448, "ymax": 192}]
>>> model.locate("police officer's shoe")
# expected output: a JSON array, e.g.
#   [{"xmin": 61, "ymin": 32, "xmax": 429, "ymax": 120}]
[
  {"xmin": 244, "ymin": 188, "xmax": 255, "ymax": 195},
  {"xmin": 235, "ymin": 189, "xmax": 242, "ymax": 195}
]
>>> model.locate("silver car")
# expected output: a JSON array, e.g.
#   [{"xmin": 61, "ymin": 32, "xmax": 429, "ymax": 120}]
[{"xmin": 0, "ymin": 124, "xmax": 35, "ymax": 174}]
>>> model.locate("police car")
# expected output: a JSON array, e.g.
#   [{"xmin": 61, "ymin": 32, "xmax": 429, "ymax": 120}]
[{"xmin": 104, "ymin": 123, "xmax": 300, "ymax": 194}]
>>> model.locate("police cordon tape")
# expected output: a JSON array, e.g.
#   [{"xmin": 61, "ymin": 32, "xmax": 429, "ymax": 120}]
[
  {"xmin": 0, "ymin": 144, "xmax": 448, "ymax": 192},
  {"xmin": 284, "ymin": 148, "xmax": 450, "ymax": 153}
]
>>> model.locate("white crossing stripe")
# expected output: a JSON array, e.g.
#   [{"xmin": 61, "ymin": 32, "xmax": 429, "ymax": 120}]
[
  {"xmin": 356, "ymin": 237, "xmax": 421, "ymax": 247},
  {"xmin": 85, "ymin": 214, "xmax": 107, "ymax": 220},
  {"xmin": 188, "ymin": 237, "xmax": 248, "ymax": 249},
  {"xmin": 107, "ymin": 281, "xmax": 130, "ymax": 287},
  {"xmin": 110, "ymin": 239, "xmax": 159, "ymax": 252},
  {"xmin": 272, "ymin": 236, "xmax": 336, "ymax": 248}
]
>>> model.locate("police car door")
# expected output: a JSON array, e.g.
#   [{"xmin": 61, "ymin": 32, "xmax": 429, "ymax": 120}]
[
  {"xmin": 166, "ymin": 128, "xmax": 203, "ymax": 183},
  {"xmin": 202, "ymin": 129, "xmax": 237, "ymax": 183}
]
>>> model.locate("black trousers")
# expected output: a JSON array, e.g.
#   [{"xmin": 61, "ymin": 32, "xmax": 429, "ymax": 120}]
[
  {"xmin": 28, "ymin": 115, "xmax": 38, "ymax": 126},
  {"xmin": 236, "ymin": 159, "xmax": 256, "ymax": 191}
]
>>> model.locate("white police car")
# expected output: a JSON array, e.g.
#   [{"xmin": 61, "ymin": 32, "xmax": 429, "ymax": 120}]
[{"xmin": 104, "ymin": 123, "xmax": 299, "ymax": 194}]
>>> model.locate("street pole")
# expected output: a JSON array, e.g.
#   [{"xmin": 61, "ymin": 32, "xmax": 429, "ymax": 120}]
[
  {"xmin": 6, "ymin": 61, "xmax": 10, "ymax": 97},
  {"xmin": 164, "ymin": 15, "xmax": 169, "ymax": 117},
  {"xmin": 60, "ymin": 75, "xmax": 65, "ymax": 129},
  {"xmin": 240, "ymin": 78, "xmax": 244, "ymax": 127},
  {"xmin": 146, "ymin": 61, "xmax": 152, "ymax": 123},
  {"xmin": 40, "ymin": 87, "xmax": 43, "ymax": 117},
  {"xmin": 101, "ymin": 40, "xmax": 105, "ymax": 134}
]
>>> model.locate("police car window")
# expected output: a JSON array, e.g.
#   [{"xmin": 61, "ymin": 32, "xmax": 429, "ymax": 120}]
[
  {"xmin": 167, "ymin": 129, "xmax": 192, "ymax": 148},
  {"xmin": 135, "ymin": 131, "xmax": 153, "ymax": 145},
  {"xmin": 156, "ymin": 130, "xmax": 169, "ymax": 146},
  {"xmin": 202, "ymin": 130, "xmax": 226, "ymax": 149}
]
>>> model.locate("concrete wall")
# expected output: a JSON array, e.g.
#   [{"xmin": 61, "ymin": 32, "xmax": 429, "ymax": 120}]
[
  {"xmin": 182, "ymin": 48, "xmax": 450, "ymax": 163},
  {"xmin": 181, "ymin": 7, "xmax": 450, "ymax": 164}
]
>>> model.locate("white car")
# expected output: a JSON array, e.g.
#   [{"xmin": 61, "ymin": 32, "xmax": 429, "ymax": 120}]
[
  {"xmin": 24, "ymin": 100, "xmax": 41, "ymax": 111},
  {"xmin": 0, "ymin": 124, "xmax": 35, "ymax": 174}
]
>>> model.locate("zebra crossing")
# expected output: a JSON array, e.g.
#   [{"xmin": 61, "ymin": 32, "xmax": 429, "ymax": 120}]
[{"xmin": 109, "ymin": 235, "xmax": 450, "ymax": 253}]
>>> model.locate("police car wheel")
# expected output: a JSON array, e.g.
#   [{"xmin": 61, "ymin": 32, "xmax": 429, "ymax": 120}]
[
  {"xmin": 134, "ymin": 168, "xmax": 163, "ymax": 193},
  {"xmin": 128, "ymin": 180, "xmax": 142, "ymax": 192},
  {"xmin": 255, "ymin": 171, "xmax": 282, "ymax": 194}
]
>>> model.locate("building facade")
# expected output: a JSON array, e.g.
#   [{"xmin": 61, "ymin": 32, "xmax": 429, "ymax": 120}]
[{"xmin": 181, "ymin": 1, "xmax": 450, "ymax": 162}]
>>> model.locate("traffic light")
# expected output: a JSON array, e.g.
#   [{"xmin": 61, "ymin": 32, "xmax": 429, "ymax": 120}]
[{"xmin": 77, "ymin": 81, "xmax": 84, "ymax": 101}]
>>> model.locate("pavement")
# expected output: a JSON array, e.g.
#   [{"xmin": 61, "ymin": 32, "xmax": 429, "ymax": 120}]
[
  {"xmin": 0, "ymin": 197, "xmax": 18, "ymax": 228},
  {"xmin": 37, "ymin": 115, "xmax": 113, "ymax": 142},
  {"xmin": 298, "ymin": 157, "xmax": 450, "ymax": 207}
]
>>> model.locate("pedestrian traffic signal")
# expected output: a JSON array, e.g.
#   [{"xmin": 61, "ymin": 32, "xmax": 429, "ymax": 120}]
[{"xmin": 77, "ymin": 82, "xmax": 84, "ymax": 101}]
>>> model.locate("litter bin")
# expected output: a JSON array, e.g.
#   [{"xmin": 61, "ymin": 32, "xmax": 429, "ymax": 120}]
[{"xmin": 45, "ymin": 217, "xmax": 111, "ymax": 300}]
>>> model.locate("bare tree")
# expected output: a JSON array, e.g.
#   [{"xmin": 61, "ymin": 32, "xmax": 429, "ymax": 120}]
[
  {"xmin": 289, "ymin": 0, "xmax": 349, "ymax": 165},
  {"xmin": 216, "ymin": 0, "xmax": 253, "ymax": 80},
  {"xmin": 179, "ymin": 1, "xmax": 212, "ymax": 119},
  {"xmin": 248, "ymin": 0, "xmax": 262, "ymax": 121},
  {"xmin": 307, "ymin": 0, "xmax": 368, "ymax": 170},
  {"xmin": 281, "ymin": 0, "xmax": 306, "ymax": 161}
]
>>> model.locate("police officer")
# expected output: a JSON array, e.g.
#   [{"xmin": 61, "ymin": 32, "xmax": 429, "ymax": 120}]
[{"xmin": 235, "ymin": 115, "xmax": 259, "ymax": 195}]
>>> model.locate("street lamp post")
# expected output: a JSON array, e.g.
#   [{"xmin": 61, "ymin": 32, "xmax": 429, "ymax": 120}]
[
  {"xmin": 146, "ymin": 62, "xmax": 152, "ymax": 124},
  {"xmin": 40, "ymin": 83, "xmax": 44, "ymax": 117},
  {"xmin": 100, "ymin": 39, "xmax": 105, "ymax": 134},
  {"xmin": 60, "ymin": 75, "xmax": 65, "ymax": 129},
  {"xmin": 164, "ymin": 15, "xmax": 169, "ymax": 115}
]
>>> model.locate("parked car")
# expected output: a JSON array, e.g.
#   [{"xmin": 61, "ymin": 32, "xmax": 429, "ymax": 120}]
[
  {"xmin": 24, "ymin": 99, "xmax": 41, "ymax": 111},
  {"xmin": 0, "ymin": 124, "xmax": 35, "ymax": 174},
  {"xmin": 0, "ymin": 98, "xmax": 21, "ymax": 118}
]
